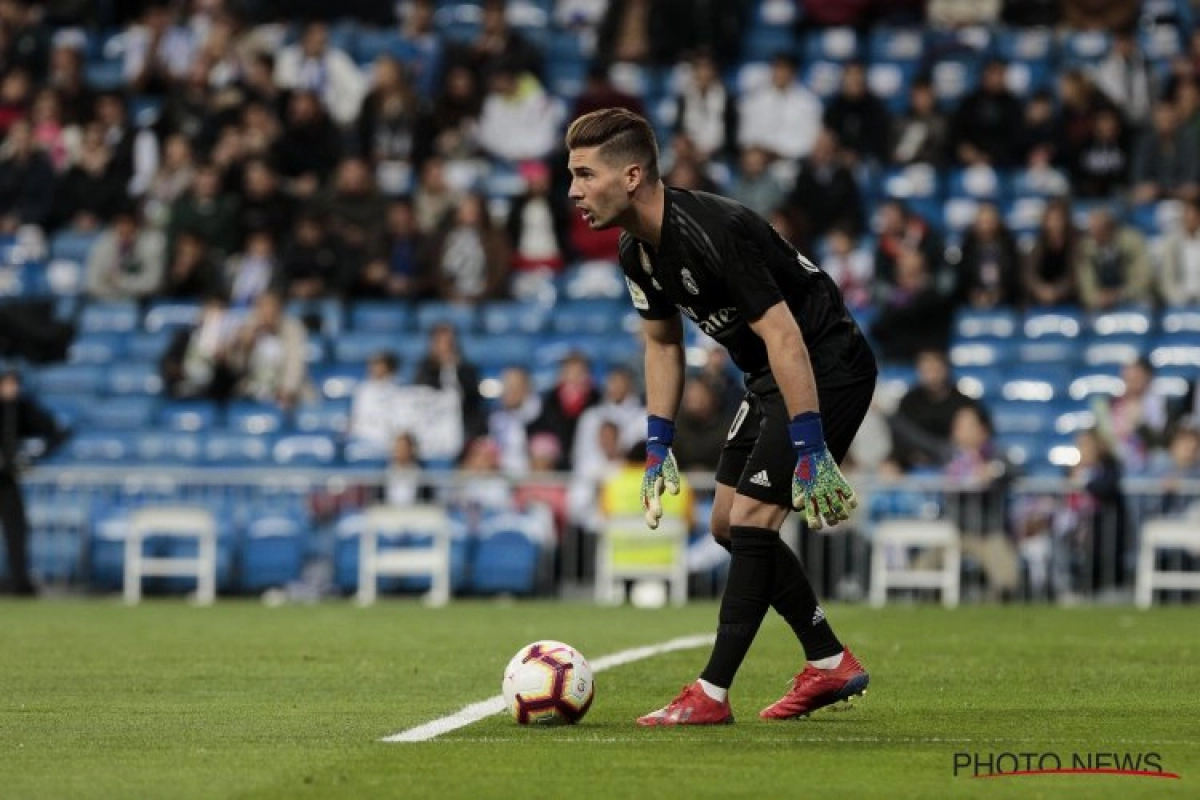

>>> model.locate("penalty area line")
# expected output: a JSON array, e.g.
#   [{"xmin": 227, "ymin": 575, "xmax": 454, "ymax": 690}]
[{"xmin": 381, "ymin": 633, "xmax": 715, "ymax": 743}]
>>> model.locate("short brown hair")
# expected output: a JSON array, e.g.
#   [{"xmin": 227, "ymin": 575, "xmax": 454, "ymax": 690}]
[{"xmin": 565, "ymin": 107, "xmax": 660, "ymax": 182}]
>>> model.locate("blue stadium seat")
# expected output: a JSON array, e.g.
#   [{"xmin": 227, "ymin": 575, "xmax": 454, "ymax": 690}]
[
  {"xmin": 802, "ymin": 60, "xmax": 844, "ymax": 100},
  {"xmin": 801, "ymin": 27, "xmax": 861, "ymax": 62},
  {"xmin": 949, "ymin": 339, "xmax": 1015, "ymax": 368},
  {"xmin": 84, "ymin": 60, "xmax": 124, "ymax": 90},
  {"xmin": 159, "ymin": 401, "xmax": 219, "ymax": 432},
  {"xmin": 1009, "ymin": 169, "xmax": 1070, "ymax": 198},
  {"xmin": 1149, "ymin": 336, "xmax": 1200, "ymax": 369},
  {"xmin": 226, "ymin": 402, "xmax": 286, "ymax": 436},
  {"xmin": 1082, "ymin": 336, "xmax": 1150, "ymax": 367},
  {"xmin": 471, "ymin": 517, "xmax": 546, "ymax": 595},
  {"xmin": 202, "ymin": 432, "xmax": 272, "ymax": 466},
  {"xmin": 459, "ymin": 333, "xmax": 534, "ymax": 370},
  {"xmin": 1017, "ymin": 339, "xmax": 1081, "ymax": 365},
  {"xmin": 349, "ymin": 301, "xmax": 413, "ymax": 332},
  {"xmin": 1090, "ymin": 308, "xmax": 1154, "ymax": 337},
  {"xmin": 143, "ymin": 301, "xmax": 202, "ymax": 333},
  {"xmin": 1005, "ymin": 196, "xmax": 1049, "ymax": 236},
  {"xmin": 1054, "ymin": 406, "xmax": 1097, "ymax": 436},
  {"xmin": 353, "ymin": 28, "xmax": 404, "ymax": 63},
  {"xmin": 64, "ymin": 431, "xmax": 134, "ymax": 465},
  {"xmin": 1023, "ymin": 309, "xmax": 1084, "ymax": 340},
  {"xmin": 1062, "ymin": 31, "xmax": 1111, "ymax": 66},
  {"xmin": 953, "ymin": 366, "xmax": 1005, "ymax": 400},
  {"xmin": 134, "ymin": 431, "xmax": 201, "ymax": 463},
  {"xmin": 126, "ymin": 330, "xmax": 175, "ymax": 362},
  {"xmin": 39, "ymin": 395, "xmax": 86, "ymax": 429},
  {"xmin": 867, "ymin": 27, "xmax": 926, "ymax": 62},
  {"xmin": 105, "ymin": 363, "xmax": 163, "ymax": 396},
  {"xmin": 49, "ymin": 230, "xmax": 101, "ymax": 264},
  {"xmin": 479, "ymin": 301, "xmax": 551, "ymax": 334},
  {"xmin": 742, "ymin": 25, "xmax": 796, "ymax": 56},
  {"xmin": 994, "ymin": 28, "xmax": 1054, "ymax": 62},
  {"xmin": 27, "ymin": 499, "xmax": 89, "ymax": 583},
  {"xmin": 1000, "ymin": 372, "xmax": 1066, "ymax": 403},
  {"xmin": 880, "ymin": 164, "xmax": 940, "ymax": 200},
  {"xmin": 272, "ymin": 434, "xmax": 338, "ymax": 466},
  {"xmin": 332, "ymin": 332, "xmax": 401, "ymax": 364},
  {"xmin": 947, "ymin": 166, "xmax": 1007, "ymax": 201},
  {"xmin": 943, "ymin": 197, "xmax": 981, "ymax": 233},
  {"xmin": 310, "ymin": 365, "xmax": 363, "ymax": 401},
  {"xmin": 332, "ymin": 511, "xmax": 471, "ymax": 595},
  {"xmin": 1151, "ymin": 368, "xmax": 1194, "ymax": 401},
  {"xmin": 79, "ymin": 301, "xmax": 139, "ymax": 334},
  {"xmin": 1141, "ymin": 24, "xmax": 1183, "ymax": 60},
  {"xmin": 68, "ymin": 332, "xmax": 126, "ymax": 365},
  {"xmin": 1068, "ymin": 369, "xmax": 1125, "ymax": 402},
  {"xmin": 1162, "ymin": 308, "xmax": 1200, "ymax": 334},
  {"xmin": 549, "ymin": 299, "xmax": 626, "ymax": 335},
  {"xmin": 415, "ymin": 302, "xmax": 477, "ymax": 333},
  {"xmin": 991, "ymin": 401, "xmax": 1055, "ymax": 436},
  {"xmin": 343, "ymin": 438, "xmax": 389, "ymax": 468},
  {"xmin": 1005, "ymin": 59, "xmax": 1050, "ymax": 96},
  {"xmin": 287, "ymin": 298, "xmax": 344, "ymax": 337},
  {"xmin": 867, "ymin": 61, "xmax": 916, "ymax": 112},
  {"xmin": 931, "ymin": 57, "xmax": 980, "ymax": 108},
  {"xmin": 295, "ymin": 399, "xmax": 351, "ymax": 436},
  {"xmin": 81, "ymin": 396, "xmax": 159, "ymax": 431},
  {"xmin": 89, "ymin": 503, "xmax": 133, "ymax": 589},
  {"xmin": 32, "ymin": 363, "xmax": 105, "ymax": 395},
  {"xmin": 240, "ymin": 512, "xmax": 307, "ymax": 592},
  {"xmin": 953, "ymin": 309, "xmax": 1018, "ymax": 340}
]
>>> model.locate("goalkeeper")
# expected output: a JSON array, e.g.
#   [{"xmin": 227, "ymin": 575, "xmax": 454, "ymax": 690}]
[{"xmin": 565, "ymin": 108, "xmax": 879, "ymax": 726}]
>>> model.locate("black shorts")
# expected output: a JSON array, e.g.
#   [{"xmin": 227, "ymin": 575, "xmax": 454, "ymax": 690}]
[{"xmin": 715, "ymin": 375, "xmax": 876, "ymax": 508}]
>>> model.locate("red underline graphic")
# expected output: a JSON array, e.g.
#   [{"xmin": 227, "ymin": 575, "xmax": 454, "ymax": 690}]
[{"xmin": 974, "ymin": 769, "xmax": 1181, "ymax": 780}]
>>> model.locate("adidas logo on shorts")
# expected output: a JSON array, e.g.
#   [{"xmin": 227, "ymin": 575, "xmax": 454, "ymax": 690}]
[{"xmin": 749, "ymin": 470, "xmax": 772, "ymax": 488}]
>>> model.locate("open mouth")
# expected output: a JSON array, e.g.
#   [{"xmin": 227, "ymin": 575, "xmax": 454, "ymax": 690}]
[{"xmin": 578, "ymin": 207, "xmax": 595, "ymax": 224}]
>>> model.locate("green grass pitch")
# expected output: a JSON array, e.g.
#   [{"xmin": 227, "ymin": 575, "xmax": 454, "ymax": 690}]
[{"xmin": 2, "ymin": 600, "xmax": 1198, "ymax": 799}]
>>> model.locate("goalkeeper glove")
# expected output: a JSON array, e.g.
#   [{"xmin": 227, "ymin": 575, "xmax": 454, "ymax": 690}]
[
  {"xmin": 641, "ymin": 415, "xmax": 681, "ymax": 529},
  {"xmin": 789, "ymin": 412, "xmax": 857, "ymax": 530}
]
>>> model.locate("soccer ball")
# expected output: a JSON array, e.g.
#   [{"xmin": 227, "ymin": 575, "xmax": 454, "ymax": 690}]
[{"xmin": 501, "ymin": 640, "xmax": 595, "ymax": 725}]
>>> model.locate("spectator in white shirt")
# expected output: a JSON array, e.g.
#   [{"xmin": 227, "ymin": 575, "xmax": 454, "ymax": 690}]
[
  {"xmin": 737, "ymin": 52, "xmax": 822, "ymax": 161},
  {"xmin": 273, "ymin": 21, "xmax": 367, "ymax": 126},
  {"xmin": 123, "ymin": 1, "xmax": 197, "ymax": 95},
  {"xmin": 570, "ymin": 366, "xmax": 645, "ymax": 478},
  {"xmin": 1159, "ymin": 196, "xmax": 1200, "ymax": 306},
  {"xmin": 350, "ymin": 351, "xmax": 402, "ymax": 449},
  {"xmin": 477, "ymin": 62, "xmax": 563, "ymax": 163},
  {"xmin": 673, "ymin": 49, "xmax": 737, "ymax": 161},
  {"xmin": 1093, "ymin": 28, "xmax": 1157, "ymax": 130},
  {"xmin": 488, "ymin": 366, "xmax": 542, "ymax": 476}
]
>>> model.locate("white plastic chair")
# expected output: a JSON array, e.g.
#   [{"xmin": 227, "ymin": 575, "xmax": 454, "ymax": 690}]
[
  {"xmin": 1135, "ymin": 519, "xmax": 1200, "ymax": 609},
  {"xmin": 869, "ymin": 519, "xmax": 961, "ymax": 608},
  {"xmin": 595, "ymin": 515, "xmax": 688, "ymax": 606},
  {"xmin": 357, "ymin": 504, "xmax": 452, "ymax": 607},
  {"xmin": 124, "ymin": 507, "xmax": 217, "ymax": 605}
]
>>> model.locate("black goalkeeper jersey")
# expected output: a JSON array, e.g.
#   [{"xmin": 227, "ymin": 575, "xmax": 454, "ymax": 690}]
[{"xmin": 619, "ymin": 187, "xmax": 877, "ymax": 387}]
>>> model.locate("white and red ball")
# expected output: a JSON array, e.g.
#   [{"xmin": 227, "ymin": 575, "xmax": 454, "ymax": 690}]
[{"xmin": 501, "ymin": 640, "xmax": 595, "ymax": 725}]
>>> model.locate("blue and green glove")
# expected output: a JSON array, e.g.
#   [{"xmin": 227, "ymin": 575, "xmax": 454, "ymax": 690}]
[
  {"xmin": 789, "ymin": 412, "xmax": 857, "ymax": 530},
  {"xmin": 642, "ymin": 415, "xmax": 681, "ymax": 529}
]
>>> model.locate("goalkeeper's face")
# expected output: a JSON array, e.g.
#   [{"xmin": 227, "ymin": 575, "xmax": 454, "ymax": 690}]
[{"xmin": 567, "ymin": 146, "xmax": 634, "ymax": 230}]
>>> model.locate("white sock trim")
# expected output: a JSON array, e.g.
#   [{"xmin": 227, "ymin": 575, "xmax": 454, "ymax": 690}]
[
  {"xmin": 809, "ymin": 651, "xmax": 844, "ymax": 670},
  {"xmin": 697, "ymin": 678, "xmax": 728, "ymax": 702}
]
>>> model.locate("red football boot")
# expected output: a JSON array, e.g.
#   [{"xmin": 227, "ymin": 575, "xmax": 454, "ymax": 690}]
[
  {"xmin": 637, "ymin": 681, "xmax": 734, "ymax": 726},
  {"xmin": 759, "ymin": 649, "xmax": 869, "ymax": 720}
]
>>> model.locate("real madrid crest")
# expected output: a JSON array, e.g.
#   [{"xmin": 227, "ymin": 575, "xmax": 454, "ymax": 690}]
[
  {"xmin": 681, "ymin": 268, "xmax": 699, "ymax": 295},
  {"xmin": 638, "ymin": 244, "xmax": 653, "ymax": 275}
]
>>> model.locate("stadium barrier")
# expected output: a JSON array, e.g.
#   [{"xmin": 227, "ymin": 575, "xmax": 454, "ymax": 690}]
[{"xmin": 16, "ymin": 468, "xmax": 1200, "ymax": 606}]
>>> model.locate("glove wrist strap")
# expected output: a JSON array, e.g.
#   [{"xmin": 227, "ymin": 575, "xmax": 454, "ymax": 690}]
[
  {"xmin": 788, "ymin": 412, "xmax": 825, "ymax": 452},
  {"xmin": 647, "ymin": 414, "xmax": 675, "ymax": 447}
]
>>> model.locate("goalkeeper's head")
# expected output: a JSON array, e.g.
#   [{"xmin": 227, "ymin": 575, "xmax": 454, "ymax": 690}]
[{"xmin": 565, "ymin": 107, "xmax": 660, "ymax": 231}]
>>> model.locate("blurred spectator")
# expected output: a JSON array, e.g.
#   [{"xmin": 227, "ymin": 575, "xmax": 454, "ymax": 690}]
[
  {"xmin": 597, "ymin": 0, "xmax": 664, "ymax": 66},
  {"xmin": 415, "ymin": 63, "xmax": 482, "ymax": 166},
  {"xmin": 225, "ymin": 229, "xmax": 278, "ymax": 308},
  {"xmin": 938, "ymin": 404, "xmax": 1019, "ymax": 600},
  {"xmin": 414, "ymin": 322, "xmax": 486, "ymax": 441},
  {"xmin": 413, "ymin": 155, "xmax": 459, "ymax": 236},
  {"xmin": 0, "ymin": 118, "xmax": 53, "ymax": 233},
  {"xmin": 239, "ymin": 50, "xmax": 281, "ymax": 109},
  {"xmin": 533, "ymin": 352, "xmax": 601, "ymax": 469},
  {"xmin": 927, "ymin": 0, "xmax": 1001, "ymax": 26},
  {"xmin": 823, "ymin": 62, "xmax": 890, "ymax": 164},
  {"xmin": 84, "ymin": 205, "xmax": 166, "ymax": 301},
  {"xmin": 571, "ymin": 366, "xmax": 645, "ymax": 477},
  {"xmin": 663, "ymin": 146, "xmax": 718, "ymax": 194},
  {"xmin": 528, "ymin": 431, "xmax": 563, "ymax": 474},
  {"xmin": 0, "ymin": 66, "xmax": 31, "ymax": 136},
  {"xmin": 196, "ymin": 13, "xmax": 246, "ymax": 91},
  {"xmin": 54, "ymin": 121, "xmax": 126, "ymax": 231},
  {"xmin": 347, "ymin": 199, "xmax": 428, "ymax": 300},
  {"xmin": 142, "ymin": 132, "xmax": 196, "ymax": 229},
  {"xmin": 238, "ymin": 156, "xmax": 293, "ymax": 244},
  {"xmin": 672, "ymin": 378, "xmax": 727, "ymax": 471},
  {"xmin": 356, "ymin": 55, "xmax": 425, "ymax": 193},
  {"xmin": 1148, "ymin": 422, "xmax": 1200, "ymax": 507},
  {"xmin": 0, "ymin": 0, "xmax": 49, "ymax": 80},
  {"xmin": 447, "ymin": 0, "xmax": 542, "ymax": 81},
  {"xmin": 385, "ymin": 431, "xmax": 428, "ymax": 507},
  {"xmin": 507, "ymin": 159, "xmax": 571, "ymax": 279},
  {"xmin": 1056, "ymin": 70, "xmax": 1113, "ymax": 162},
  {"xmin": 1062, "ymin": 0, "xmax": 1139, "ymax": 31},
  {"xmin": 1131, "ymin": 103, "xmax": 1199, "ymax": 204},
  {"xmin": 556, "ymin": 0, "xmax": 609, "ymax": 31},
  {"xmin": 28, "ymin": 88, "xmax": 69, "ymax": 171},
  {"xmin": 451, "ymin": 437, "xmax": 511, "ymax": 511},
  {"xmin": 396, "ymin": 0, "xmax": 442, "ymax": 97},
  {"xmin": 821, "ymin": 225, "xmax": 874, "ymax": 310},
  {"xmin": 123, "ymin": 0, "xmax": 197, "ymax": 95},
  {"xmin": 1002, "ymin": 0, "xmax": 1061, "ymax": 26},
  {"xmin": 567, "ymin": 418, "xmax": 625, "ymax": 536},
  {"xmin": 0, "ymin": 368, "xmax": 66, "ymax": 597},
  {"xmin": 1092, "ymin": 28, "xmax": 1157, "ymax": 127},
  {"xmin": 868, "ymin": 245, "xmax": 944, "ymax": 352},
  {"xmin": 1016, "ymin": 90, "xmax": 1058, "ymax": 167},
  {"xmin": 1022, "ymin": 197, "xmax": 1079, "ymax": 307},
  {"xmin": 273, "ymin": 21, "xmax": 366, "ymax": 126},
  {"xmin": 1175, "ymin": 77, "xmax": 1200, "ymax": 142},
  {"xmin": 350, "ymin": 350, "xmax": 402, "ymax": 449},
  {"xmin": 727, "ymin": 145, "xmax": 785, "ymax": 219},
  {"xmin": 738, "ymin": 52, "xmax": 822, "ymax": 161},
  {"xmin": 890, "ymin": 77, "xmax": 949, "ymax": 167},
  {"xmin": 230, "ymin": 290, "xmax": 310, "ymax": 410},
  {"xmin": 272, "ymin": 90, "xmax": 343, "ymax": 197},
  {"xmin": 427, "ymin": 192, "xmax": 510, "ymax": 303},
  {"xmin": 955, "ymin": 201, "xmax": 1021, "ymax": 309},
  {"xmin": 277, "ymin": 211, "xmax": 341, "ymax": 300},
  {"xmin": 950, "ymin": 59, "xmax": 1023, "ymax": 167},
  {"xmin": 1075, "ymin": 207, "xmax": 1153, "ymax": 311},
  {"xmin": 1070, "ymin": 106, "xmax": 1130, "ymax": 198},
  {"xmin": 874, "ymin": 199, "xmax": 947, "ymax": 294},
  {"xmin": 572, "ymin": 61, "xmax": 646, "ymax": 120},
  {"xmin": 319, "ymin": 156, "xmax": 387, "ymax": 248},
  {"xmin": 797, "ymin": 0, "xmax": 875, "ymax": 26},
  {"xmin": 239, "ymin": 99, "xmax": 281, "ymax": 160},
  {"xmin": 887, "ymin": 349, "xmax": 981, "ymax": 471},
  {"xmin": 167, "ymin": 161, "xmax": 239, "ymax": 262},
  {"xmin": 160, "ymin": 292, "xmax": 239, "ymax": 400},
  {"xmin": 489, "ymin": 365, "xmax": 541, "ymax": 475},
  {"xmin": 1158, "ymin": 196, "xmax": 1200, "ymax": 306},
  {"xmin": 155, "ymin": 56, "xmax": 217, "ymax": 150},
  {"xmin": 477, "ymin": 63, "xmax": 562, "ymax": 163},
  {"xmin": 785, "ymin": 128, "xmax": 863, "ymax": 246},
  {"xmin": 1060, "ymin": 427, "xmax": 1128, "ymax": 594},
  {"xmin": 161, "ymin": 230, "xmax": 222, "ymax": 299},
  {"xmin": 1093, "ymin": 357, "xmax": 1170, "ymax": 472},
  {"xmin": 694, "ymin": 345, "xmax": 742, "ymax": 416},
  {"xmin": 46, "ymin": 32, "xmax": 93, "ymax": 126},
  {"xmin": 672, "ymin": 50, "xmax": 736, "ymax": 162}
]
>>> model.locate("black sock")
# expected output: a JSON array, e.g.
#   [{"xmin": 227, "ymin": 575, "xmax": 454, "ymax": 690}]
[
  {"xmin": 770, "ymin": 538, "xmax": 843, "ymax": 661},
  {"xmin": 699, "ymin": 526, "xmax": 777, "ymax": 689}
]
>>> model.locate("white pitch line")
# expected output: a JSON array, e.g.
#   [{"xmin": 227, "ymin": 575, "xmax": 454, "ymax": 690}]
[{"xmin": 382, "ymin": 633, "xmax": 715, "ymax": 743}]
